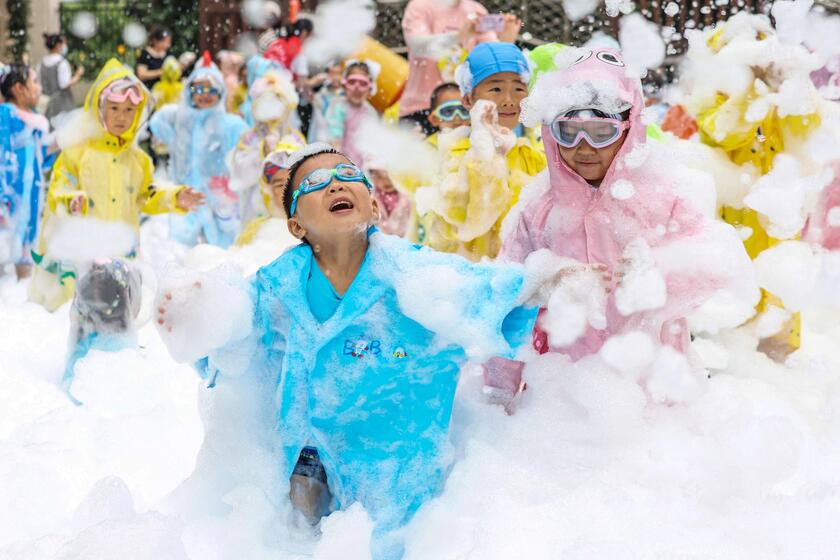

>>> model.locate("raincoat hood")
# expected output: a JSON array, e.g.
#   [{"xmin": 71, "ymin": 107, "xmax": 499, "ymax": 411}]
[
  {"xmin": 82, "ymin": 58, "xmax": 151, "ymax": 145},
  {"xmin": 160, "ymin": 56, "xmax": 182, "ymax": 83},
  {"xmin": 521, "ymin": 47, "xmax": 644, "ymax": 193},
  {"xmin": 249, "ymin": 69, "xmax": 299, "ymax": 123},
  {"xmin": 183, "ymin": 53, "xmax": 227, "ymax": 109}
]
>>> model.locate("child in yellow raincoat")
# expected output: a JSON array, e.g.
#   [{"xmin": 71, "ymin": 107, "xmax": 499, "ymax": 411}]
[
  {"xmin": 682, "ymin": 13, "xmax": 830, "ymax": 360},
  {"xmin": 414, "ymin": 42, "xmax": 546, "ymax": 261},
  {"xmin": 151, "ymin": 56, "xmax": 183, "ymax": 108},
  {"xmin": 29, "ymin": 59, "xmax": 203, "ymax": 311}
]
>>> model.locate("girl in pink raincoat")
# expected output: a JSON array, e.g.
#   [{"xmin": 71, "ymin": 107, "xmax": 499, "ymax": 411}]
[{"xmin": 500, "ymin": 48, "xmax": 756, "ymax": 362}]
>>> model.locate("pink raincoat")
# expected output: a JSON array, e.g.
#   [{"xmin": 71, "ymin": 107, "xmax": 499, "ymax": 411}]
[
  {"xmin": 805, "ymin": 164, "xmax": 840, "ymax": 251},
  {"xmin": 400, "ymin": 0, "xmax": 496, "ymax": 116},
  {"xmin": 501, "ymin": 48, "xmax": 755, "ymax": 360}
]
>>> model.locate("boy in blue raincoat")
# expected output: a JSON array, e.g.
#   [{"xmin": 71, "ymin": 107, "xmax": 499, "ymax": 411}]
[
  {"xmin": 155, "ymin": 143, "xmax": 574, "ymax": 560},
  {"xmin": 150, "ymin": 52, "xmax": 249, "ymax": 248}
]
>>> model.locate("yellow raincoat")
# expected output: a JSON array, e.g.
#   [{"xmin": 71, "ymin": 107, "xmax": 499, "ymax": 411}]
[
  {"xmin": 30, "ymin": 59, "xmax": 185, "ymax": 311},
  {"xmin": 696, "ymin": 31, "xmax": 823, "ymax": 349},
  {"xmin": 418, "ymin": 130, "xmax": 546, "ymax": 261}
]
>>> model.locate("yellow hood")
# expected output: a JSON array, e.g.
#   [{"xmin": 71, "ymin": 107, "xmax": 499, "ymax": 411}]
[{"xmin": 83, "ymin": 58, "xmax": 151, "ymax": 144}]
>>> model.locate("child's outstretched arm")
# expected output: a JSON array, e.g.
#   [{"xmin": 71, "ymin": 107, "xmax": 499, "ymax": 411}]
[
  {"xmin": 137, "ymin": 154, "xmax": 205, "ymax": 215},
  {"xmin": 154, "ymin": 265, "xmax": 256, "ymax": 371},
  {"xmin": 148, "ymin": 105, "xmax": 178, "ymax": 148}
]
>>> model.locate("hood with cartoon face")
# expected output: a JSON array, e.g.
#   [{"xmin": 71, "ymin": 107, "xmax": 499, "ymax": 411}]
[
  {"xmin": 249, "ymin": 69, "xmax": 299, "ymax": 123},
  {"xmin": 522, "ymin": 48, "xmax": 645, "ymax": 192},
  {"xmin": 83, "ymin": 58, "xmax": 151, "ymax": 144}
]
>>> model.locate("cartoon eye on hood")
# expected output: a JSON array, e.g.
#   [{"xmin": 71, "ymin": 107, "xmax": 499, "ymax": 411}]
[
  {"xmin": 572, "ymin": 50, "xmax": 593, "ymax": 65},
  {"xmin": 597, "ymin": 51, "xmax": 625, "ymax": 67}
]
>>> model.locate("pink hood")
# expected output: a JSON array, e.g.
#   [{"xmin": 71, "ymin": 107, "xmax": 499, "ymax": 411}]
[{"xmin": 503, "ymin": 48, "xmax": 755, "ymax": 359}]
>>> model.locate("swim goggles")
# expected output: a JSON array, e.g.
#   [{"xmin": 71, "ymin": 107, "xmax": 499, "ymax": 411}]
[
  {"xmin": 342, "ymin": 76, "xmax": 372, "ymax": 90},
  {"xmin": 290, "ymin": 163, "xmax": 372, "ymax": 216},
  {"xmin": 101, "ymin": 79, "xmax": 143, "ymax": 105},
  {"xmin": 433, "ymin": 100, "xmax": 470, "ymax": 122},
  {"xmin": 549, "ymin": 111, "xmax": 630, "ymax": 149},
  {"xmin": 189, "ymin": 84, "xmax": 221, "ymax": 96}
]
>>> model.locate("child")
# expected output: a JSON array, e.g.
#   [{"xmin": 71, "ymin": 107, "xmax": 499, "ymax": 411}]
[
  {"xmin": 682, "ymin": 16, "xmax": 830, "ymax": 361},
  {"xmin": 153, "ymin": 143, "xmax": 589, "ymax": 560},
  {"xmin": 415, "ymin": 42, "xmax": 546, "ymax": 260},
  {"xmin": 150, "ymin": 52, "xmax": 249, "ymax": 248},
  {"xmin": 426, "ymin": 81, "xmax": 469, "ymax": 134},
  {"xmin": 501, "ymin": 48, "xmax": 756, "ymax": 360},
  {"xmin": 325, "ymin": 61, "xmax": 379, "ymax": 168},
  {"xmin": 229, "ymin": 69, "xmax": 305, "ymax": 225},
  {"xmin": 0, "ymin": 64, "xmax": 53, "ymax": 280},
  {"xmin": 63, "ymin": 259, "xmax": 142, "ymax": 404},
  {"xmin": 308, "ymin": 61, "xmax": 344, "ymax": 143},
  {"xmin": 28, "ymin": 59, "xmax": 203, "ymax": 311},
  {"xmin": 150, "ymin": 56, "xmax": 184, "ymax": 108}
]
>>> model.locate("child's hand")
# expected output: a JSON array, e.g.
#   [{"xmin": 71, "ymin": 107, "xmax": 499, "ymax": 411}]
[
  {"xmin": 176, "ymin": 187, "xmax": 206, "ymax": 211},
  {"xmin": 156, "ymin": 281, "xmax": 201, "ymax": 334},
  {"xmin": 155, "ymin": 265, "xmax": 254, "ymax": 364},
  {"xmin": 69, "ymin": 194, "xmax": 87, "ymax": 215},
  {"xmin": 498, "ymin": 14, "xmax": 522, "ymax": 43},
  {"xmin": 458, "ymin": 16, "xmax": 478, "ymax": 44}
]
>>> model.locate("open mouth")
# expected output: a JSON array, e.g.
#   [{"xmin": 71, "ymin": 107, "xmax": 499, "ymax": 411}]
[{"xmin": 329, "ymin": 198, "xmax": 355, "ymax": 213}]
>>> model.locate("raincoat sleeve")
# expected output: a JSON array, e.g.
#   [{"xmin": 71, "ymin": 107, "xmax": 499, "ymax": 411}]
[
  {"xmin": 647, "ymin": 196, "xmax": 758, "ymax": 326},
  {"xmin": 377, "ymin": 234, "xmax": 535, "ymax": 360},
  {"xmin": 149, "ymin": 105, "xmax": 178, "ymax": 147},
  {"xmin": 432, "ymin": 127, "xmax": 546, "ymax": 244},
  {"xmin": 138, "ymin": 152, "xmax": 188, "ymax": 216},
  {"xmin": 202, "ymin": 268, "xmax": 287, "ymax": 383},
  {"xmin": 46, "ymin": 148, "xmax": 86, "ymax": 214},
  {"xmin": 228, "ymin": 132, "xmax": 262, "ymax": 192},
  {"xmin": 222, "ymin": 114, "xmax": 250, "ymax": 155},
  {"xmin": 499, "ymin": 204, "xmax": 536, "ymax": 263}
]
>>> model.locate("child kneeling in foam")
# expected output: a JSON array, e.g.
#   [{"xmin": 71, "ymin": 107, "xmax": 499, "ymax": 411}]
[{"xmin": 153, "ymin": 143, "xmax": 588, "ymax": 560}]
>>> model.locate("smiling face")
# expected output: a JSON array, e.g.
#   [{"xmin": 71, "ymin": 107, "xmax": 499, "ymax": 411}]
[
  {"xmin": 103, "ymin": 97, "xmax": 139, "ymax": 137},
  {"xmin": 286, "ymin": 152, "xmax": 379, "ymax": 244},
  {"xmin": 556, "ymin": 132, "xmax": 627, "ymax": 186},
  {"xmin": 190, "ymin": 79, "xmax": 221, "ymax": 109},
  {"xmin": 466, "ymin": 72, "xmax": 528, "ymax": 130}
]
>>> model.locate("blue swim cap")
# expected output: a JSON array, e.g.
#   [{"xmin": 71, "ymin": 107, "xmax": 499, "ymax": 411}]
[{"xmin": 457, "ymin": 42, "xmax": 531, "ymax": 96}]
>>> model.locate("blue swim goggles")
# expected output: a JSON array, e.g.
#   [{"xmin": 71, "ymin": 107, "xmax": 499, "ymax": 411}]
[
  {"xmin": 290, "ymin": 163, "xmax": 372, "ymax": 216},
  {"xmin": 189, "ymin": 84, "xmax": 221, "ymax": 97}
]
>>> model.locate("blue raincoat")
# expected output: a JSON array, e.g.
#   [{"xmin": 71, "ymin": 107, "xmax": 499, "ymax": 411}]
[
  {"xmin": 0, "ymin": 103, "xmax": 53, "ymax": 264},
  {"xmin": 200, "ymin": 230, "xmax": 535, "ymax": 559},
  {"xmin": 150, "ymin": 61, "xmax": 249, "ymax": 247}
]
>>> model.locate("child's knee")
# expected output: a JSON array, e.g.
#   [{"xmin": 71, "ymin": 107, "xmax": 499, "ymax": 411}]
[{"xmin": 289, "ymin": 447, "xmax": 331, "ymax": 523}]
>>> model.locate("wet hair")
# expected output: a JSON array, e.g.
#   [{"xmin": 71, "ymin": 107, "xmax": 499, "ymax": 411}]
[
  {"xmin": 0, "ymin": 64, "xmax": 31, "ymax": 102},
  {"xmin": 294, "ymin": 18, "xmax": 314, "ymax": 36},
  {"xmin": 430, "ymin": 82, "xmax": 460, "ymax": 111},
  {"xmin": 343, "ymin": 61, "xmax": 371, "ymax": 79},
  {"xmin": 283, "ymin": 147, "xmax": 340, "ymax": 217},
  {"xmin": 44, "ymin": 33, "xmax": 64, "ymax": 51},
  {"xmin": 148, "ymin": 26, "xmax": 171, "ymax": 46}
]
